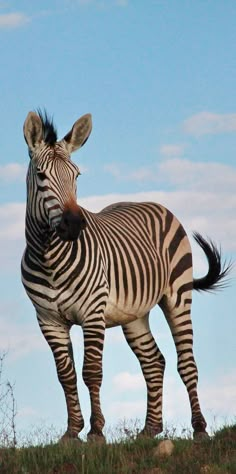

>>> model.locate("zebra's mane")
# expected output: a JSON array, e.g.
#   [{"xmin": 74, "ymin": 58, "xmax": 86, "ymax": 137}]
[{"xmin": 37, "ymin": 109, "xmax": 57, "ymax": 146}]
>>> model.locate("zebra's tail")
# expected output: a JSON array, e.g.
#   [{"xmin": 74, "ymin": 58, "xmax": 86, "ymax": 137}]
[{"xmin": 192, "ymin": 232, "xmax": 233, "ymax": 292}]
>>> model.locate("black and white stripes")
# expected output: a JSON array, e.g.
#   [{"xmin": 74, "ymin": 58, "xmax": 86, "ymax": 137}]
[{"xmin": 21, "ymin": 110, "xmax": 230, "ymax": 442}]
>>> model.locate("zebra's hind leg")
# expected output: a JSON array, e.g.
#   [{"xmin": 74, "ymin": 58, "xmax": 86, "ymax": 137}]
[
  {"xmin": 82, "ymin": 316, "xmax": 106, "ymax": 443},
  {"xmin": 37, "ymin": 315, "xmax": 84, "ymax": 442},
  {"xmin": 159, "ymin": 293, "xmax": 208, "ymax": 439},
  {"xmin": 122, "ymin": 314, "xmax": 166, "ymax": 438}
]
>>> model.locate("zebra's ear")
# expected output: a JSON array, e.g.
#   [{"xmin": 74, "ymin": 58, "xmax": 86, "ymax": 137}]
[
  {"xmin": 63, "ymin": 114, "xmax": 92, "ymax": 153},
  {"xmin": 23, "ymin": 112, "xmax": 43, "ymax": 152}
]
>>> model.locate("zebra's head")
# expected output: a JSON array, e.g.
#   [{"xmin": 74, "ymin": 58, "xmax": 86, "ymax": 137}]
[{"xmin": 23, "ymin": 110, "xmax": 92, "ymax": 242}]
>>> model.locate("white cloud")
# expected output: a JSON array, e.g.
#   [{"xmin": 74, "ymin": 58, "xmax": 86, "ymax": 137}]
[
  {"xmin": 77, "ymin": 0, "xmax": 93, "ymax": 4},
  {"xmin": 17, "ymin": 406, "xmax": 40, "ymax": 418},
  {"xmin": 0, "ymin": 12, "xmax": 30, "ymax": 29},
  {"xmin": 201, "ymin": 371, "xmax": 236, "ymax": 415},
  {"xmin": 0, "ymin": 315, "xmax": 46, "ymax": 360},
  {"xmin": 104, "ymin": 163, "xmax": 121, "ymax": 179},
  {"xmin": 104, "ymin": 157, "xmax": 236, "ymax": 192},
  {"xmin": 112, "ymin": 371, "xmax": 145, "ymax": 392},
  {"xmin": 0, "ymin": 203, "xmax": 25, "ymax": 274},
  {"xmin": 183, "ymin": 111, "xmax": 236, "ymax": 136},
  {"xmin": 0, "ymin": 163, "xmax": 26, "ymax": 182},
  {"xmin": 108, "ymin": 400, "xmax": 146, "ymax": 419},
  {"xmin": 106, "ymin": 327, "xmax": 124, "ymax": 344},
  {"xmin": 104, "ymin": 162, "xmax": 157, "ymax": 182},
  {"xmin": 130, "ymin": 166, "xmax": 155, "ymax": 182},
  {"xmin": 160, "ymin": 144, "xmax": 186, "ymax": 158},
  {"xmin": 0, "ymin": 203, "xmax": 25, "ymax": 241},
  {"xmin": 104, "ymin": 162, "xmax": 158, "ymax": 183},
  {"xmin": 158, "ymin": 158, "xmax": 236, "ymax": 191},
  {"xmin": 115, "ymin": 0, "xmax": 128, "ymax": 6},
  {"xmin": 76, "ymin": 0, "xmax": 128, "ymax": 6}
]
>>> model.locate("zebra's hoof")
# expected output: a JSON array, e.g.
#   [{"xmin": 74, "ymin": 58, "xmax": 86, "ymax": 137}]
[
  {"xmin": 193, "ymin": 430, "xmax": 209, "ymax": 442},
  {"xmin": 59, "ymin": 432, "xmax": 82, "ymax": 445},
  {"xmin": 87, "ymin": 432, "xmax": 106, "ymax": 444},
  {"xmin": 137, "ymin": 425, "xmax": 163, "ymax": 439}
]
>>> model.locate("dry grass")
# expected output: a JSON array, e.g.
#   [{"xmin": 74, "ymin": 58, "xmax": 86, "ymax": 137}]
[{"xmin": 0, "ymin": 423, "xmax": 235, "ymax": 474}]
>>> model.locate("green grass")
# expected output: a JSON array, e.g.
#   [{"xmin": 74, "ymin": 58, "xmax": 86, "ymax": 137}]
[{"xmin": 0, "ymin": 424, "xmax": 235, "ymax": 474}]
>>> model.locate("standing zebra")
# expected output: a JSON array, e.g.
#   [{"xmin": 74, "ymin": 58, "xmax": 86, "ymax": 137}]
[{"xmin": 21, "ymin": 110, "xmax": 230, "ymax": 442}]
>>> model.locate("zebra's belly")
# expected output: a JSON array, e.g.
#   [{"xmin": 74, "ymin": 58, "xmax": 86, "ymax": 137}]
[{"xmin": 104, "ymin": 300, "xmax": 154, "ymax": 328}]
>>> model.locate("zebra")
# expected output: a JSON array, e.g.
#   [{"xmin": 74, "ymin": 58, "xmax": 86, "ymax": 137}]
[{"xmin": 21, "ymin": 110, "xmax": 230, "ymax": 443}]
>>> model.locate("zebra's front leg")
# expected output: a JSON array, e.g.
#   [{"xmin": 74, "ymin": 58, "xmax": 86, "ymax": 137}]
[
  {"xmin": 122, "ymin": 314, "xmax": 166, "ymax": 438},
  {"xmin": 37, "ymin": 315, "xmax": 84, "ymax": 442},
  {"xmin": 82, "ymin": 315, "xmax": 106, "ymax": 442}
]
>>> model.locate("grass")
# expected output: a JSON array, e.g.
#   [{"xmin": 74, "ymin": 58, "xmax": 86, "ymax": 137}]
[{"xmin": 0, "ymin": 424, "xmax": 235, "ymax": 474}]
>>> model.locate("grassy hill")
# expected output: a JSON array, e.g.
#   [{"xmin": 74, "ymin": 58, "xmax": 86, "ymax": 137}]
[{"xmin": 0, "ymin": 424, "xmax": 235, "ymax": 474}]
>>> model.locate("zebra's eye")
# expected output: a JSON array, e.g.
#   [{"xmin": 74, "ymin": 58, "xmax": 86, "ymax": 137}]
[
  {"xmin": 37, "ymin": 171, "xmax": 47, "ymax": 181},
  {"xmin": 70, "ymin": 162, "xmax": 81, "ymax": 178}
]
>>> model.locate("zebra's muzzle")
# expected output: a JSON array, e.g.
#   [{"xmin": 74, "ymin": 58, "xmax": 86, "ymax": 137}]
[{"xmin": 56, "ymin": 208, "xmax": 86, "ymax": 241}]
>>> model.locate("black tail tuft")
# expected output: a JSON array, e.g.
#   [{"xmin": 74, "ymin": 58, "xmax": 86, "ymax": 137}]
[{"xmin": 193, "ymin": 232, "xmax": 233, "ymax": 293}]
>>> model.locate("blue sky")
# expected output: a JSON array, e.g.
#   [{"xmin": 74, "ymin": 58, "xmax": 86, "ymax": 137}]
[{"xmin": 0, "ymin": 0, "xmax": 235, "ymax": 442}]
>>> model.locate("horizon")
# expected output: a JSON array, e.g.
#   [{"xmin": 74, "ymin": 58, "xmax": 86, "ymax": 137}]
[{"xmin": 0, "ymin": 0, "xmax": 235, "ymax": 441}]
